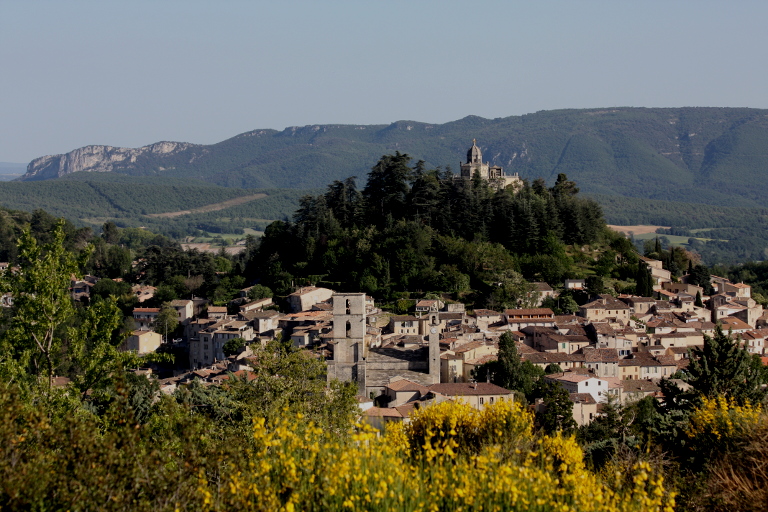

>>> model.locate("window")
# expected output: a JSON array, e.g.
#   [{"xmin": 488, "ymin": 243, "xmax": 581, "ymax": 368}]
[
  {"xmin": 479, "ymin": 397, "xmax": 484, "ymax": 405},
  {"xmin": 490, "ymin": 397, "xmax": 494, "ymax": 404}
]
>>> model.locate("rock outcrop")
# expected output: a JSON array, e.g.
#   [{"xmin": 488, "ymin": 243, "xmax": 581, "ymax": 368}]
[{"xmin": 20, "ymin": 141, "xmax": 196, "ymax": 181}]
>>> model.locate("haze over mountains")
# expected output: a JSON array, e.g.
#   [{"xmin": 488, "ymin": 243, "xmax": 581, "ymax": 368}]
[{"xmin": 18, "ymin": 107, "xmax": 768, "ymax": 208}]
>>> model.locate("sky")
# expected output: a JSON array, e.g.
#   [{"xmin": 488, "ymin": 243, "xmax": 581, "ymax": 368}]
[{"xmin": 2, "ymin": 0, "xmax": 767, "ymax": 163}]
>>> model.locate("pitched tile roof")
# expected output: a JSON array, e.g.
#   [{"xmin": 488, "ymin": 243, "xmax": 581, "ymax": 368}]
[{"xmin": 429, "ymin": 382, "xmax": 512, "ymax": 396}]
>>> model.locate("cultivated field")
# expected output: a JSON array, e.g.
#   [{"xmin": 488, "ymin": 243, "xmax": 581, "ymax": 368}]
[
  {"xmin": 607, "ymin": 224, "xmax": 669, "ymax": 235},
  {"xmin": 145, "ymin": 193, "xmax": 267, "ymax": 218}
]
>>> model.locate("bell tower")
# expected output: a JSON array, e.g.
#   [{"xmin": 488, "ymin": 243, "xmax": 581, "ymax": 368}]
[{"xmin": 428, "ymin": 313, "xmax": 440, "ymax": 383}]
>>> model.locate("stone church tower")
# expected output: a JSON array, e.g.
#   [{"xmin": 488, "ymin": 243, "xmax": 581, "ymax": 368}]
[
  {"xmin": 459, "ymin": 139, "xmax": 522, "ymax": 191},
  {"xmin": 326, "ymin": 293, "xmax": 368, "ymax": 390},
  {"xmin": 326, "ymin": 292, "xmax": 442, "ymax": 396}
]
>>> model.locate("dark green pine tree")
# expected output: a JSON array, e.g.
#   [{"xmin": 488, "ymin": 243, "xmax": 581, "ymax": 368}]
[
  {"xmin": 362, "ymin": 152, "xmax": 413, "ymax": 228},
  {"xmin": 474, "ymin": 332, "xmax": 543, "ymax": 401},
  {"xmin": 684, "ymin": 324, "xmax": 767, "ymax": 405},
  {"xmin": 535, "ymin": 380, "xmax": 577, "ymax": 434}
]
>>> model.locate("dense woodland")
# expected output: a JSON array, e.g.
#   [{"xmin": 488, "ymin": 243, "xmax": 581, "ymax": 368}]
[
  {"xmin": 0, "ymin": 174, "xmax": 309, "ymax": 238},
  {"xmin": 243, "ymin": 153, "xmax": 614, "ymax": 309}
]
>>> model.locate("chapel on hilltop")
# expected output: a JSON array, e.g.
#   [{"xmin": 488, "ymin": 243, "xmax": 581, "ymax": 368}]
[{"xmin": 458, "ymin": 139, "xmax": 522, "ymax": 191}]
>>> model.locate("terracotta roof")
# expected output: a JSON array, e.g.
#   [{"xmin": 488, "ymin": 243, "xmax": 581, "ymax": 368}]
[
  {"xmin": 429, "ymin": 382, "xmax": 512, "ymax": 396},
  {"xmin": 365, "ymin": 407, "xmax": 403, "ymax": 418},
  {"xmin": 390, "ymin": 315, "xmax": 420, "ymax": 322},
  {"xmin": 581, "ymin": 297, "xmax": 630, "ymax": 310},
  {"xmin": 505, "ymin": 308, "xmax": 555, "ymax": 317},
  {"xmin": 548, "ymin": 373, "xmax": 596, "ymax": 383},
  {"xmin": 548, "ymin": 334, "xmax": 591, "ymax": 344},
  {"xmin": 622, "ymin": 380, "xmax": 660, "ymax": 393},
  {"xmin": 288, "ymin": 286, "xmax": 325, "ymax": 296},
  {"xmin": 581, "ymin": 348, "xmax": 619, "ymax": 362},
  {"xmin": 386, "ymin": 379, "xmax": 430, "ymax": 394},
  {"xmin": 474, "ymin": 309, "xmax": 502, "ymax": 317},
  {"xmin": 554, "ymin": 315, "xmax": 584, "ymax": 324},
  {"xmin": 720, "ymin": 317, "xmax": 752, "ymax": 330},
  {"xmin": 656, "ymin": 355, "xmax": 678, "ymax": 366},
  {"xmin": 523, "ymin": 352, "xmax": 585, "ymax": 364},
  {"xmin": 454, "ymin": 340, "xmax": 485, "ymax": 353},
  {"xmin": 570, "ymin": 393, "xmax": 597, "ymax": 404},
  {"xmin": 465, "ymin": 354, "xmax": 498, "ymax": 366}
]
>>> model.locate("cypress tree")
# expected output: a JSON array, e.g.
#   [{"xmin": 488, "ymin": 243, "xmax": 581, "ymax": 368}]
[{"xmin": 636, "ymin": 261, "xmax": 654, "ymax": 297}]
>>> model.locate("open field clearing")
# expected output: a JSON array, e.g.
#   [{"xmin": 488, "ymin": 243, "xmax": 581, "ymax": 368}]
[
  {"xmin": 145, "ymin": 193, "xmax": 268, "ymax": 218},
  {"xmin": 607, "ymin": 224, "xmax": 669, "ymax": 235}
]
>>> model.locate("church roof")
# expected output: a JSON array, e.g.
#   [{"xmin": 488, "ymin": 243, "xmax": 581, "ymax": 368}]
[{"xmin": 467, "ymin": 139, "xmax": 482, "ymax": 163}]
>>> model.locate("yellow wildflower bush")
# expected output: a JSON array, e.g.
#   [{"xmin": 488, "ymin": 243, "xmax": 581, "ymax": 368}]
[
  {"xmin": 687, "ymin": 395, "xmax": 761, "ymax": 441},
  {"xmin": 208, "ymin": 400, "xmax": 676, "ymax": 512},
  {"xmin": 403, "ymin": 398, "xmax": 533, "ymax": 459}
]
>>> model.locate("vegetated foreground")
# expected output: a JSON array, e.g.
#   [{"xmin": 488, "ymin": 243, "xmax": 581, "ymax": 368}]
[{"xmin": 0, "ymin": 386, "xmax": 677, "ymax": 512}]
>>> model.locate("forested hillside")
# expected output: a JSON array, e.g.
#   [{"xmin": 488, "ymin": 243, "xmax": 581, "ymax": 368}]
[
  {"xmin": 0, "ymin": 174, "xmax": 311, "ymax": 238},
  {"xmin": 20, "ymin": 107, "xmax": 768, "ymax": 208},
  {"xmin": 597, "ymin": 194, "xmax": 768, "ymax": 264}
]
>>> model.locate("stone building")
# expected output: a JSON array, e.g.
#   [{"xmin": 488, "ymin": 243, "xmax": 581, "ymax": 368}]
[
  {"xmin": 326, "ymin": 293, "xmax": 441, "ymax": 397},
  {"xmin": 457, "ymin": 140, "xmax": 522, "ymax": 191}
]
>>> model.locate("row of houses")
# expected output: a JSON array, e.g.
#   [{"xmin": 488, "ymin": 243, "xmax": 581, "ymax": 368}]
[{"xmin": 121, "ymin": 269, "xmax": 766, "ymax": 429}]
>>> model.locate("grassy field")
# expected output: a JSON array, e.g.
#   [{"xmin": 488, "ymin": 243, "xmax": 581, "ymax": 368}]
[{"xmin": 607, "ymin": 224, "xmax": 669, "ymax": 235}]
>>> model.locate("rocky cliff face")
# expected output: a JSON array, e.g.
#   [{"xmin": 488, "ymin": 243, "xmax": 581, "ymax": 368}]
[{"xmin": 20, "ymin": 141, "xmax": 196, "ymax": 181}]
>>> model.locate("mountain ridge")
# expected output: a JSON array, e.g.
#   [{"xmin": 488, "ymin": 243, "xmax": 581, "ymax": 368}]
[{"xmin": 19, "ymin": 107, "xmax": 768, "ymax": 207}]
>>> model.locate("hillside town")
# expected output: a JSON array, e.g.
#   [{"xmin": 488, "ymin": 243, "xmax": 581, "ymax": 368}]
[{"xmin": 92, "ymin": 254, "xmax": 762, "ymax": 429}]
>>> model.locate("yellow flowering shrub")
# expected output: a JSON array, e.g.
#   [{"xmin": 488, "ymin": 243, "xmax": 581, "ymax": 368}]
[
  {"xmin": 687, "ymin": 395, "xmax": 761, "ymax": 443},
  {"xmin": 206, "ymin": 400, "xmax": 675, "ymax": 512}
]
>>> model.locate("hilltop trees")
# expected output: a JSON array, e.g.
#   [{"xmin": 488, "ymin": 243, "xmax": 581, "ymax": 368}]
[{"xmin": 247, "ymin": 152, "xmax": 606, "ymax": 302}]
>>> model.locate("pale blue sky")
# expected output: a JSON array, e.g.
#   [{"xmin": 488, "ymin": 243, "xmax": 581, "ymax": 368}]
[{"xmin": 2, "ymin": 0, "xmax": 767, "ymax": 163}]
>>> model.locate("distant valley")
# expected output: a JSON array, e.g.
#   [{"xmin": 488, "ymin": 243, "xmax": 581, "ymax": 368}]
[{"xmin": 0, "ymin": 162, "xmax": 25, "ymax": 181}]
